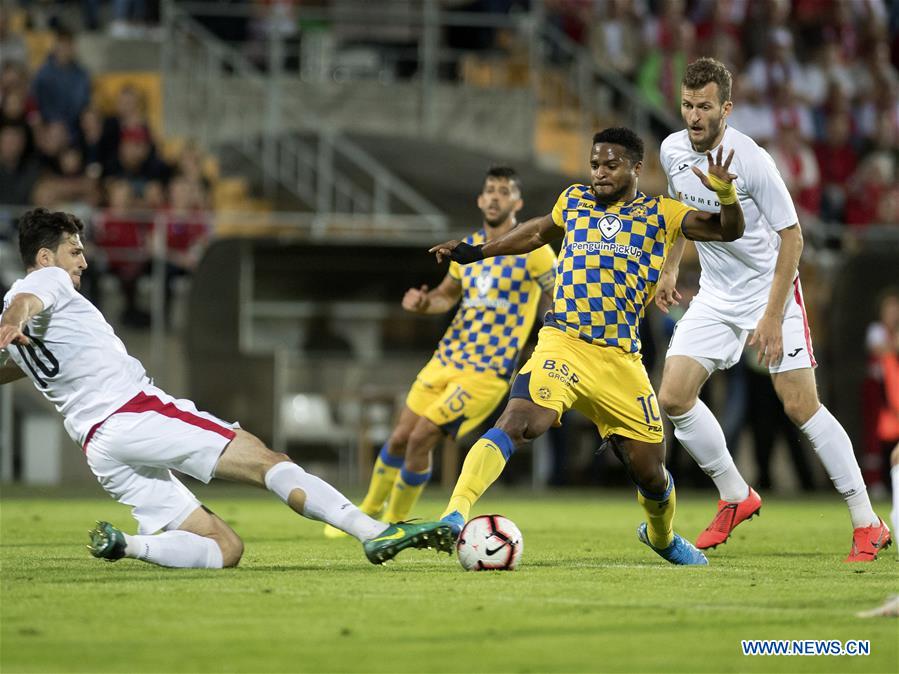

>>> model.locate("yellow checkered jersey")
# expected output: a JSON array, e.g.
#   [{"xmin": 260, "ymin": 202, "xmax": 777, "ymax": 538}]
[
  {"xmin": 545, "ymin": 185, "xmax": 694, "ymax": 353},
  {"xmin": 436, "ymin": 229, "xmax": 556, "ymax": 379}
]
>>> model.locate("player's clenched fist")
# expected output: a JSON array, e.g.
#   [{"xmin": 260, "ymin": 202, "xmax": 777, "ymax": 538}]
[{"xmin": 402, "ymin": 285, "xmax": 431, "ymax": 313}]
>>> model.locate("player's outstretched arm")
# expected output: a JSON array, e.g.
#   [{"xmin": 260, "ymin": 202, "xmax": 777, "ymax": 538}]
[
  {"xmin": 401, "ymin": 274, "xmax": 463, "ymax": 315},
  {"xmin": 429, "ymin": 214, "xmax": 564, "ymax": 264},
  {"xmin": 681, "ymin": 147, "xmax": 745, "ymax": 242},
  {"xmin": 0, "ymin": 293, "xmax": 44, "ymax": 350}
]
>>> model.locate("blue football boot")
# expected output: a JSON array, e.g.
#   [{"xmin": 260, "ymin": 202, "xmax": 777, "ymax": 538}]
[
  {"xmin": 440, "ymin": 510, "xmax": 465, "ymax": 540},
  {"xmin": 637, "ymin": 523, "xmax": 709, "ymax": 565}
]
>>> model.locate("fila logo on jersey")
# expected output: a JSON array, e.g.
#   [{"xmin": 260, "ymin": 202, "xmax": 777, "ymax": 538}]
[
  {"xmin": 476, "ymin": 270, "xmax": 493, "ymax": 296},
  {"xmin": 598, "ymin": 214, "xmax": 622, "ymax": 239}
]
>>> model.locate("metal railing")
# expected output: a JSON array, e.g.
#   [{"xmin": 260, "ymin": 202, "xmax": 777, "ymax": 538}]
[
  {"xmin": 162, "ymin": 0, "xmax": 679, "ymax": 172},
  {"xmin": 160, "ymin": 0, "xmax": 447, "ymax": 226}
]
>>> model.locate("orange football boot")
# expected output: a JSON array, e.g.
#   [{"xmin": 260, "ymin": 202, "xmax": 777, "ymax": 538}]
[
  {"xmin": 845, "ymin": 518, "xmax": 892, "ymax": 562},
  {"xmin": 695, "ymin": 488, "xmax": 762, "ymax": 550}
]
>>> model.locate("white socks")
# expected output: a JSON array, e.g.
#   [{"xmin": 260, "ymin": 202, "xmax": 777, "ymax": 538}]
[
  {"xmin": 799, "ymin": 406, "xmax": 878, "ymax": 529},
  {"xmin": 264, "ymin": 461, "xmax": 387, "ymax": 541},
  {"xmin": 669, "ymin": 399, "xmax": 750, "ymax": 502},
  {"xmin": 123, "ymin": 530, "xmax": 224, "ymax": 568}
]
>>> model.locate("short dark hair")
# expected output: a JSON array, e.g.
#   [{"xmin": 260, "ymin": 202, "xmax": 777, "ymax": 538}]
[
  {"xmin": 484, "ymin": 165, "xmax": 522, "ymax": 193},
  {"xmin": 592, "ymin": 127, "xmax": 644, "ymax": 164},
  {"xmin": 683, "ymin": 57, "xmax": 733, "ymax": 104},
  {"xmin": 17, "ymin": 208, "xmax": 84, "ymax": 266}
]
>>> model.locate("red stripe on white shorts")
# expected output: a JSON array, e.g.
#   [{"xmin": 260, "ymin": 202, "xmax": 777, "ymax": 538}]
[
  {"xmin": 82, "ymin": 392, "xmax": 236, "ymax": 452},
  {"xmin": 792, "ymin": 277, "xmax": 817, "ymax": 368}
]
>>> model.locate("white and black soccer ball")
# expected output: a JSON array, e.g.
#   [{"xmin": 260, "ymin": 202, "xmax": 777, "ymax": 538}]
[{"xmin": 456, "ymin": 514, "xmax": 523, "ymax": 571}]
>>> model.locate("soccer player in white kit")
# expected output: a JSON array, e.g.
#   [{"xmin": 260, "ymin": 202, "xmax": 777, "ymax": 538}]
[
  {"xmin": 655, "ymin": 58, "xmax": 891, "ymax": 562},
  {"xmin": 0, "ymin": 209, "xmax": 454, "ymax": 568}
]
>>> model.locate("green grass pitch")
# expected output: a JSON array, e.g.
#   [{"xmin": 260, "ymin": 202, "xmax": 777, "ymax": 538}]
[{"xmin": 1, "ymin": 485, "xmax": 896, "ymax": 674}]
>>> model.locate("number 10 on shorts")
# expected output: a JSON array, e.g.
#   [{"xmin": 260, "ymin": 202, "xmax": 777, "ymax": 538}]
[{"xmin": 637, "ymin": 394, "xmax": 660, "ymax": 424}]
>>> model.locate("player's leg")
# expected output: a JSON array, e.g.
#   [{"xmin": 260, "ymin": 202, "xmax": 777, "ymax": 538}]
[
  {"xmin": 214, "ymin": 429, "xmax": 389, "ymax": 541},
  {"xmin": 85, "ymin": 406, "xmax": 240, "ymax": 569},
  {"xmin": 323, "ymin": 405, "xmax": 420, "ymax": 538},
  {"xmin": 661, "ymin": 310, "xmax": 761, "ymax": 549},
  {"xmin": 86, "ymin": 467, "xmax": 239, "ymax": 569},
  {"xmin": 383, "ymin": 416, "xmax": 443, "ymax": 522},
  {"xmin": 659, "ymin": 355, "xmax": 751, "ymax": 503},
  {"xmin": 603, "ymin": 435, "xmax": 706, "ymax": 565},
  {"xmin": 440, "ymin": 396, "xmax": 557, "ymax": 531},
  {"xmin": 387, "ymin": 372, "xmax": 510, "ymax": 522},
  {"xmin": 91, "ymin": 503, "xmax": 245, "ymax": 568},
  {"xmin": 359, "ymin": 358, "xmax": 452, "ymax": 525},
  {"xmin": 358, "ymin": 405, "xmax": 420, "ymax": 517},
  {"xmin": 214, "ymin": 429, "xmax": 453, "ymax": 561},
  {"xmin": 589, "ymin": 347, "xmax": 706, "ymax": 564},
  {"xmin": 771, "ymin": 367, "xmax": 890, "ymax": 560}
]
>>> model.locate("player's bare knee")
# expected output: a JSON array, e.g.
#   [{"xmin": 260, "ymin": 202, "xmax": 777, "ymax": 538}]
[
  {"xmin": 658, "ymin": 385, "xmax": 692, "ymax": 417},
  {"xmin": 891, "ymin": 444, "xmax": 899, "ymax": 467},
  {"xmin": 495, "ymin": 414, "xmax": 528, "ymax": 447},
  {"xmin": 633, "ymin": 462, "xmax": 668, "ymax": 494},
  {"xmin": 217, "ymin": 531, "xmax": 244, "ymax": 568},
  {"xmin": 404, "ymin": 432, "xmax": 436, "ymax": 472},
  {"xmin": 408, "ymin": 422, "xmax": 441, "ymax": 453},
  {"xmin": 386, "ymin": 429, "xmax": 410, "ymax": 458},
  {"xmin": 782, "ymin": 395, "xmax": 817, "ymax": 426}
]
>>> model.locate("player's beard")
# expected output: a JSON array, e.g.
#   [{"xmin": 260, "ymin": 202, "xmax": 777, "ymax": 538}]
[
  {"xmin": 693, "ymin": 114, "xmax": 724, "ymax": 153},
  {"xmin": 593, "ymin": 182, "xmax": 631, "ymax": 206},
  {"xmin": 484, "ymin": 208, "xmax": 513, "ymax": 228}
]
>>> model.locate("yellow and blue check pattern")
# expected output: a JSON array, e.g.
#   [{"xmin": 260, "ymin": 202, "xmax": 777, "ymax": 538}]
[
  {"xmin": 436, "ymin": 230, "xmax": 555, "ymax": 379},
  {"xmin": 545, "ymin": 185, "xmax": 693, "ymax": 353}
]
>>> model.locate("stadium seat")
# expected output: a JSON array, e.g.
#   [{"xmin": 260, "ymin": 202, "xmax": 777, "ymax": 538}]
[
  {"xmin": 280, "ymin": 393, "xmax": 357, "ymax": 484},
  {"xmin": 23, "ymin": 30, "xmax": 54, "ymax": 70}
]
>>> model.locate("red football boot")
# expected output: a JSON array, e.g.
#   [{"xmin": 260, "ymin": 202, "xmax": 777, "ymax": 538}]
[
  {"xmin": 695, "ymin": 488, "xmax": 762, "ymax": 550},
  {"xmin": 845, "ymin": 518, "xmax": 892, "ymax": 562}
]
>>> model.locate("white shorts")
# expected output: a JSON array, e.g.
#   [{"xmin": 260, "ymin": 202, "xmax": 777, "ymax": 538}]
[
  {"xmin": 667, "ymin": 278, "xmax": 817, "ymax": 375},
  {"xmin": 84, "ymin": 385, "xmax": 238, "ymax": 534}
]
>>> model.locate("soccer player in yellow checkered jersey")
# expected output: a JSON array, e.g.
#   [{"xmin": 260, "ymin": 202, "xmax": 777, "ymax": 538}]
[
  {"xmin": 324, "ymin": 166, "xmax": 555, "ymax": 537},
  {"xmin": 430, "ymin": 127, "xmax": 746, "ymax": 565}
]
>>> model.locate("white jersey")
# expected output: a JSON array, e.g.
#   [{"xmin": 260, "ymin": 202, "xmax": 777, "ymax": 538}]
[
  {"xmin": 0, "ymin": 267, "xmax": 149, "ymax": 446},
  {"xmin": 660, "ymin": 125, "xmax": 798, "ymax": 320}
]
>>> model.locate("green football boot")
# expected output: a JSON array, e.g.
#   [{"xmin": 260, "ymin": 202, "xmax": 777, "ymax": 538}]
[
  {"xmin": 87, "ymin": 521, "xmax": 127, "ymax": 561},
  {"xmin": 363, "ymin": 521, "xmax": 454, "ymax": 564}
]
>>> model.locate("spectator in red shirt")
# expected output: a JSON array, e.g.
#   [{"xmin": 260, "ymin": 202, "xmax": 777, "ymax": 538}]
[
  {"xmin": 814, "ymin": 111, "xmax": 858, "ymax": 222},
  {"xmin": 94, "ymin": 178, "xmax": 151, "ymax": 327}
]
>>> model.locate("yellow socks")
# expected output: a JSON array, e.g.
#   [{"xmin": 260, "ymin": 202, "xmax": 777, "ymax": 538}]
[
  {"xmin": 384, "ymin": 467, "xmax": 431, "ymax": 522},
  {"xmin": 441, "ymin": 428, "xmax": 515, "ymax": 520},
  {"xmin": 637, "ymin": 471, "xmax": 676, "ymax": 549},
  {"xmin": 359, "ymin": 444, "xmax": 403, "ymax": 516}
]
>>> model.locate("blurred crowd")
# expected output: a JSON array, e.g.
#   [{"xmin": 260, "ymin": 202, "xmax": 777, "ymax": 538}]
[
  {"xmin": 0, "ymin": 18, "xmax": 211, "ymax": 326},
  {"xmin": 864, "ymin": 289, "xmax": 899, "ymax": 495},
  {"xmin": 552, "ymin": 0, "xmax": 899, "ymax": 232}
]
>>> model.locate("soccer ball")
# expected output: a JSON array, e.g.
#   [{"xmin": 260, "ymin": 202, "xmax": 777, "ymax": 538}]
[{"xmin": 456, "ymin": 514, "xmax": 523, "ymax": 571}]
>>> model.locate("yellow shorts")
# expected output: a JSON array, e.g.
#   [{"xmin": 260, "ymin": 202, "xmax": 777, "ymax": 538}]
[
  {"xmin": 510, "ymin": 326, "xmax": 664, "ymax": 443},
  {"xmin": 405, "ymin": 357, "xmax": 509, "ymax": 439}
]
